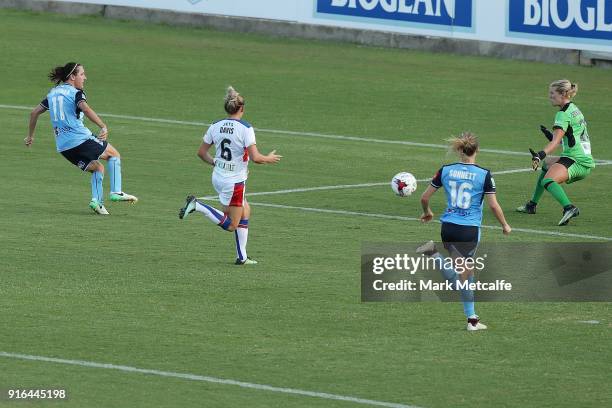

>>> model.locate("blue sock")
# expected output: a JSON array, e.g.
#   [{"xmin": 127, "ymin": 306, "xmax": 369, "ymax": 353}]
[
  {"xmin": 434, "ymin": 254, "xmax": 476, "ymax": 317},
  {"xmin": 218, "ymin": 214, "xmax": 232, "ymax": 230},
  {"xmin": 460, "ymin": 275, "xmax": 476, "ymax": 318},
  {"xmin": 107, "ymin": 156, "xmax": 122, "ymax": 193},
  {"xmin": 91, "ymin": 171, "xmax": 104, "ymax": 203},
  {"xmin": 433, "ymin": 253, "xmax": 458, "ymax": 282}
]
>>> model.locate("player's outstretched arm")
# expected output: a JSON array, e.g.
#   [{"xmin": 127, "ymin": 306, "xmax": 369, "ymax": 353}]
[
  {"xmin": 530, "ymin": 128, "xmax": 564, "ymax": 170},
  {"xmin": 539, "ymin": 125, "xmax": 553, "ymax": 141},
  {"xmin": 197, "ymin": 142, "xmax": 215, "ymax": 166},
  {"xmin": 485, "ymin": 194, "xmax": 511, "ymax": 235},
  {"xmin": 419, "ymin": 185, "xmax": 437, "ymax": 223},
  {"xmin": 247, "ymin": 144, "xmax": 282, "ymax": 164},
  {"xmin": 79, "ymin": 101, "xmax": 108, "ymax": 140},
  {"xmin": 25, "ymin": 105, "xmax": 47, "ymax": 147},
  {"xmin": 541, "ymin": 128, "xmax": 564, "ymax": 155}
]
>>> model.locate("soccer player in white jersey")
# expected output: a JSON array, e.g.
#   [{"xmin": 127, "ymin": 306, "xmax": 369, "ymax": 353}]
[
  {"xmin": 179, "ymin": 87, "xmax": 281, "ymax": 265},
  {"xmin": 26, "ymin": 62, "xmax": 138, "ymax": 215}
]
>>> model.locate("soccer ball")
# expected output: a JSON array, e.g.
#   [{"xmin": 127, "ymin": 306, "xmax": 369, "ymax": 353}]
[{"xmin": 391, "ymin": 172, "xmax": 417, "ymax": 197}]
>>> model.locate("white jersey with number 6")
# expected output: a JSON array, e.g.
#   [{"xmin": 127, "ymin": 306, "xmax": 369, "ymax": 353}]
[{"xmin": 203, "ymin": 118, "xmax": 256, "ymax": 183}]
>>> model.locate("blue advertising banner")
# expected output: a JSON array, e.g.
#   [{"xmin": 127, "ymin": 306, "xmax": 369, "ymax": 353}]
[
  {"xmin": 316, "ymin": 0, "xmax": 473, "ymax": 29},
  {"xmin": 509, "ymin": 0, "xmax": 612, "ymax": 42}
]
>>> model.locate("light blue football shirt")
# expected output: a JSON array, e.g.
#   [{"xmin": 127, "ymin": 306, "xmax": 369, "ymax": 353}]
[
  {"xmin": 41, "ymin": 84, "xmax": 95, "ymax": 152},
  {"xmin": 431, "ymin": 163, "xmax": 496, "ymax": 227}
]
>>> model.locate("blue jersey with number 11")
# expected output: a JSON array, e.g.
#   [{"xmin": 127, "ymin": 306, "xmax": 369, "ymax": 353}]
[
  {"xmin": 40, "ymin": 84, "xmax": 94, "ymax": 152},
  {"xmin": 430, "ymin": 163, "xmax": 496, "ymax": 227}
]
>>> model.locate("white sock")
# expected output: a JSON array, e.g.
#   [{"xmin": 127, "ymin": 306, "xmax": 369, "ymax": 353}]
[
  {"xmin": 235, "ymin": 224, "xmax": 249, "ymax": 261},
  {"xmin": 195, "ymin": 201, "xmax": 225, "ymax": 225}
]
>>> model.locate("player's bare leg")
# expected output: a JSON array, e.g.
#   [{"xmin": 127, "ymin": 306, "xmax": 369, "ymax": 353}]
[
  {"xmin": 446, "ymin": 247, "xmax": 486, "ymax": 332},
  {"xmin": 416, "ymin": 242, "xmax": 486, "ymax": 330},
  {"xmin": 225, "ymin": 202, "xmax": 256, "ymax": 265}
]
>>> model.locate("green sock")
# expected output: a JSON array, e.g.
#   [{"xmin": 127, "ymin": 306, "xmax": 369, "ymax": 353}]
[
  {"xmin": 531, "ymin": 169, "xmax": 547, "ymax": 204},
  {"xmin": 542, "ymin": 178, "xmax": 571, "ymax": 208}
]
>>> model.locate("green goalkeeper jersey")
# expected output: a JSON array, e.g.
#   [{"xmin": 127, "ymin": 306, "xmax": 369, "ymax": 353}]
[{"xmin": 553, "ymin": 102, "xmax": 595, "ymax": 168}]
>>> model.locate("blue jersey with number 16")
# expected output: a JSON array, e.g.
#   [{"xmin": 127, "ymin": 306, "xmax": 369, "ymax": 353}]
[{"xmin": 430, "ymin": 163, "xmax": 496, "ymax": 227}]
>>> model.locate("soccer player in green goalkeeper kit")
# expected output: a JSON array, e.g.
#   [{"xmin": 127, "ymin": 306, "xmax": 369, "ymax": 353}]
[{"xmin": 516, "ymin": 79, "xmax": 595, "ymax": 226}]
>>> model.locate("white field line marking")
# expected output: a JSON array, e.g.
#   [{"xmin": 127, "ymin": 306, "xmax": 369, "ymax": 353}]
[
  {"xmin": 199, "ymin": 163, "xmax": 612, "ymax": 200},
  {"xmin": 200, "ymin": 181, "xmax": 389, "ymax": 200},
  {"xmin": 7, "ymin": 102, "xmax": 610, "ymax": 237},
  {"xmin": 245, "ymin": 202, "xmax": 612, "ymax": 241},
  {"xmin": 6, "ymin": 104, "xmax": 611, "ymax": 160},
  {"xmin": 199, "ymin": 168, "xmax": 537, "ymax": 200},
  {"xmin": 0, "ymin": 352, "xmax": 419, "ymax": 408}
]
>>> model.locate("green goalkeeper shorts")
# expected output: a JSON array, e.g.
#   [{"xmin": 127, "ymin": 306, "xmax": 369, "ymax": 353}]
[{"xmin": 565, "ymin": 159, "xmax": 592, "ymax": 184}]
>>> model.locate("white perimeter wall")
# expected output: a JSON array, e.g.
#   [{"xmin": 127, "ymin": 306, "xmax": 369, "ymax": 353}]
[{"xmin": 51, "ymin": 0, "xmax": 612, "ymax": 53}]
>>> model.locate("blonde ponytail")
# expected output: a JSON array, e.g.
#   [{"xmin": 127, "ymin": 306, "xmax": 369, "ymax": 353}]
[
  {"xmin": 224, "ymin": 86, "xmax": 245, "ymax": 114},
  {"xmin": 447, "ymin": 132, "xmax": 479, "ymax": 157},
  {"xmin": 550, "ymin": 79, "xmax": 578, "ymax": 99}
]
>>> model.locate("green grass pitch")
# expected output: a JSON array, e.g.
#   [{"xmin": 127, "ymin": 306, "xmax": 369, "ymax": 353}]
[{"xmin": 0, "ymin": 8, "xmax": 611, "ymax": 408}]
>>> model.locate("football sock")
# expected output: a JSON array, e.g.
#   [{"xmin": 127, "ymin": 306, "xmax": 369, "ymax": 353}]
[
  {"xmin": 530, "ymin": 168, "xmax": 547, "ymax": 204},
  {"xmin": 433, "ymin": 253, "xmax": 457, "ymax": 281},
  {"xmin": 542, "ymin": 178, "xmax": 572, "ymax": 207},
  {"xmin": 460, "ymin": 275, "xmax": 476, "ymax": 318},
  {"xmin": 91, "ymin": 171, "xmax": 104, "ymax": 203},
  {"xmin": 235, "ymin": 219, "xmax": 249, "ymax": 261},
  {"xmin": 195, "ymin": 200, "xmax": 232, "ymax": 230},
  {"xmin": 434, "ymin": 253, "xmax": 476, "ymax": 317},
  {"xmin": 107, "ymin": 156, "xmax": 122, "ymax": 193}
]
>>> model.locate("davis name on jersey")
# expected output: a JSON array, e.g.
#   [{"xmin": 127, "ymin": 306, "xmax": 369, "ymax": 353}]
[
  {"xmin": 41, "ymin": 84, "xmax": 95, "ymax": 152},
  {"xmin": 431, "ymin": 163, "xmax": 496, "ymax": 227},
  {"xmin": 204, "ymin": 119, "xmax": 256, "ymax": 182}
]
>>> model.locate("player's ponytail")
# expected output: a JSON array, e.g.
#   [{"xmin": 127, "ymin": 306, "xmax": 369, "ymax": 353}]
[
  {"xmin": 447, "ymin": 132, "xmax": 479, "ymax": 157},
  {"xmin": 550, "ymin": 79, "xmax": 578, "ymax": 99},
  {"xmin": 48, "ymin": 62, "xmax": 80, "ymax": 84},
  {"xmin": 224, "ymin": 86, "xmax": 245, "ymax": 115},
  {"xmin": 568, "ymin": 82, "xmax": 578, "ymax": 98}
]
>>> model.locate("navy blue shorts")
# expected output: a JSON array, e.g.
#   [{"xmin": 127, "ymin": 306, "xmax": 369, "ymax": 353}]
[
  {"xmin": 440, "ymin": 222, "xmax": 480, "ymax": 258},
  {"xmin": 60, "ymin": 139, "xmax": 107, "ymax": 171}
]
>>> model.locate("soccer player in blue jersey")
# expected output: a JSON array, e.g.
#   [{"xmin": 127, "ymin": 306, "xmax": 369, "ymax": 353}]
[
  {"xmin": 25, "ymin": 62, "xmax": 137, "ymax": 215},
  {"xmin": 417, "ymin": 133, "xmax": 511, "ymax": 331}
]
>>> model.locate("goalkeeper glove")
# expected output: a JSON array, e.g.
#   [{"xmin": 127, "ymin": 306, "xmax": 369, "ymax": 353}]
[
  {"xmin": 540, "ymin": 125, "xmax": 553, "ymax": 141},
  {"xmin": 529, "ymin": 148, "xmax": 546, "ymax": 171}
]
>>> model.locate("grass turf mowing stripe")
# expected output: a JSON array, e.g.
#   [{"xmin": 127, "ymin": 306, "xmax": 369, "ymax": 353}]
[
  {"xmin": 4, "ymin": 104, "xmax": 610, "ymax": 161},
  {"xmin": 0, "ymin": 352, "xmax": 420, "ymax": 408},
  {"xmin": 245, "ymin": 202, "xmax": 612, "ymax": 241},
  {"xmin": 196, "ymin": 162, "xmax": 611, "ymax": 201},
  {"xmin": 197, "ymin": 168, "xmax": 550, "ymax": 199}
]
